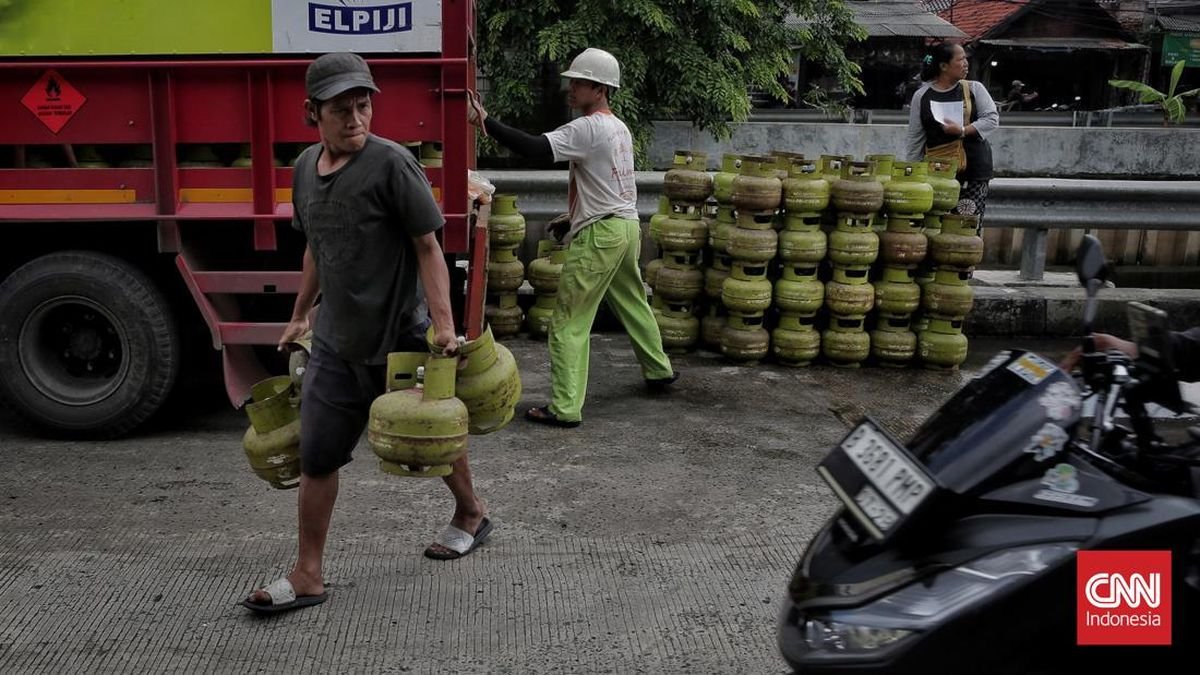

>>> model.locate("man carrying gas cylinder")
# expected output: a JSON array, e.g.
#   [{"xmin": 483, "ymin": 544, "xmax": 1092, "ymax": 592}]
[
  {"xmin": 466, "ymin": 47, "xmax": 677, "ymax": 428},
  {"xmin": 241, "ymin": 53, "xmax": 492, "ymax": 615}
]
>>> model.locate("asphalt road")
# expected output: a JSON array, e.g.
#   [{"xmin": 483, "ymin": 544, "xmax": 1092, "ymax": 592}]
[{"xmin": 1, "ymin": 335, "xmax": 1180, "ymax": 674}]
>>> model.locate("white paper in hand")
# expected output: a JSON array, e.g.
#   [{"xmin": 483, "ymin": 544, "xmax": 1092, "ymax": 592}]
[{"xmin": 930, "ymin": 101, "xmax": 964, "ymax": 127}]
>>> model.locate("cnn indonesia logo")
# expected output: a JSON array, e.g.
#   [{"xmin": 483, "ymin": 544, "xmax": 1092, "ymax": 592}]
[{"xmin": 1077, "ymin": 550, "xmax": 1172, "ymax": 646}]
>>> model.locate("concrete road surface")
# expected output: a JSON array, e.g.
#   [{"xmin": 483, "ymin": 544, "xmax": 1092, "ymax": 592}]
[{"xmin": 0, "ymin": 336, "xmax": 1123, "ymax": 674}]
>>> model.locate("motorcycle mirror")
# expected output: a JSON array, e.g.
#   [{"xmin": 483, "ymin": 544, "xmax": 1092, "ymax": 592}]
[{"xmin": 1075, "ymin": 235, "xmax": 1109, "ymax": 288}]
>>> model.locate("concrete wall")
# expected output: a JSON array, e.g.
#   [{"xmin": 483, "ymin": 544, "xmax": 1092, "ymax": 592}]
[{"xmin": 647, "ymin": 122, "xmax": 1199, "ymax": 178}]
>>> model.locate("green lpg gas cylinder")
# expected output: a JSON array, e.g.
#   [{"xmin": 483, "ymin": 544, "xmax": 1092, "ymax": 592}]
[
  {"xmin": 701, "ymin": 304, "xmax": 728, "ymax": 351},
  {"xmin": 927, "ymin": 159, "xmax": 961, "ymax": 213},
  {"xmin": 241, "ymin": 376, "xmax": 302, "ymax": 490},
  {"xmin": 722, "ymin": 272, "xmax": 773, "ymax": 313},
  {"xmin": 825, "ymin": 265, "xmax": 874, "ymax": 316},
  {"xmin": 528, "ymin": 241, "xmax": 567, "ymax": 294},
  {"xmin": 179, "ymin": 145, "xmax": 223, "ymax": 168},
  {"xmin": 782, "ymin": 156, "xmax": 830, "ymax": 213},
  {"xmin": 644, "ymin": 257, "xmax": 664, "ymax": 290},
  {"xmin": 709, "ymin": 214, "xmax": 735, "ymax": 254},
  {"xmin": 420, "ymin": 142, "xmax": 444, "ymax": 168},
  {"xmin": 871, "ymin": 316, "xmax": 918, "ymax": 368},
  {"xmin": 823, "ymin": 315, "xmax": 870, "ymax": 368},
  {"xmin": 705, "ymin": 263, "xmax": 731, "ymax": 300},
  {"xmin": 527, "ymin": 294, "xmax": 556, "ymax": 339},
  {"xmin": 485, "ymin": 294, "xmax": 524, "ymax": 338},
  {"xmin": 664, "ymin": 150, "xmax": 713, "ymax": 204},
  {"xmin": 923, "ymin": 268, "xmax": 975, "ymax": 319},
  {"xmin": 118, "ymin": 144, "xmax": 154, "ymax": 168},
  {"xmin": 732, "ymin": 154, "xmax": 783, "ymax": 213},
  {"xmin": 769, "ymin": 150, "xmax": 805, "ymax": 180},
  {"xmin": 832, "ymin": 162, "xmax": 885, "ymax": 215},
  {"xmin": 368, "ymin": 355, "xmax": 469, "ymax": 477},
  {"xmin": 487, "ymin": 246, "xmax": 525, "ymax": 293},
  {"xmin": 919, "ymin": 318, "xmax": 969, "ymax": 370},
  {"xmin": 489, "ymin": 194, "xmax": 528, "ymax": 248},
  {"xmin": 931, "ymin": 214, "xmax": 984, "ymax": 269},
  {"xmin": 820, "ymin": 154, "xmax": 852, "ymax": 181},
  {"xmin": 445, "ymin": 325, "xmax": 522, "ymax": 435},
  {"xmin": 874, "ymin": 266, "xmax": 921, "ymax": 316},
  {"xmin": 649, "ymin": 196, "xmax": 670, "ymax": 245},
  {"xmin": 880, "ymin": 216, "xmax": 928, "ymax": 266},
  {"xmin": 660, "ymin": 212, "xmax": 709, "ymax": 254},
  {"xmin": 829, "ymin": 223, "xmax": 879, "ymax": 267},
  {"xmin": 728, "ymin": 224, "xmax": 779, "ymax": 263},
  {"xmin": 287, "ymin": 331, "xmax": 313, "ymax": 397},
  {"xmin": 884, "ymin": 161, "xmax": 935, "ymax": 218},
  {"xmin": 720, "ymin": 312, "xmax": 770, "ymax": 362},
  {"xmin": 657, "ymin": 301, "xmax": 700, "ymax": 353},
  {"xmin": 713, "ymin": 153, "xmax": 741, "ymax": 205},
  {"xmin": 656, "ymin": 263, "xmax": 704, "ymax": 302},
  {"xmin": 76, "ymin": 145, "xmax": 111, "ymax": 168},
  {"xmin": 779, "ymin": 226, "xmax": 827, "ymax": 265},
  {"xmin": 774, "ymin": 266, "xmax": 824, "ymax": 315},
  {"xmin": 772, "ymin": 313, "xmax": 821, "ymax": 367},
  {"xmin": 866, "ymin": 154, "xmax": 894, "ymax": 184}
]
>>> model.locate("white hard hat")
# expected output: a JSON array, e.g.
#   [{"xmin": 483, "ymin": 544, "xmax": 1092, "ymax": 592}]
[{"xmin": 561, "ymin": 48, "xmax": 621, "ymax": 89}]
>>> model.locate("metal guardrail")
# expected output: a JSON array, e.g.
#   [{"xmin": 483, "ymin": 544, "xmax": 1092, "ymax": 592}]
[
  {"xmin": 742, "ymin": 109, "xmax": 1200, "ymax": 128},
  {"xmin": 479, "ymin": 170, "xmax": 1200, "ymax": 283}
]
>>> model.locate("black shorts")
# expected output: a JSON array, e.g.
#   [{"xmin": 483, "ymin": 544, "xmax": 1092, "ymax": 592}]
[{"xmin": 299, "ymin": 322, "xmax": 430, "ymax": 476}]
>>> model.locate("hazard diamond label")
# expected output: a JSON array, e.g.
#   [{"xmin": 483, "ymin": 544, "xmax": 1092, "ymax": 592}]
[{"xmin": 21, "ymin": 70, "xmax": 87, "ymax": 134}]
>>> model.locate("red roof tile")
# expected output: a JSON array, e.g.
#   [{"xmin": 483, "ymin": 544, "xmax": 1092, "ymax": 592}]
[{"xmin": 938, "ymin": 0, "xmax": 1032, "ymax": 40}]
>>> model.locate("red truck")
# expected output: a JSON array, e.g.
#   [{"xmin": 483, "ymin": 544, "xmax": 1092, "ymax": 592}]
[{"xmin": 0, "ymin": 0, "xmax": 487, "ymax": 438}]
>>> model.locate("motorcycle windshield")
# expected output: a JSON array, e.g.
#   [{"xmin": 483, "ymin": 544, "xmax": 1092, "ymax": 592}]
[{"xmin": 905, "ymin": 350, "xmax": 1083, "ymax": 494}]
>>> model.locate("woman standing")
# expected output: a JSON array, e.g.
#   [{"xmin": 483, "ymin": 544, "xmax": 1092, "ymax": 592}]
[{"xmin": 906, "ymin": 43, "xmax": 1000, "ymax": 222}]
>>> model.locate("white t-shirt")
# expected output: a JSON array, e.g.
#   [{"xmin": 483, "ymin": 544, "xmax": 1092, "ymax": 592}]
[{"xmin": 543, "ymin": 111, "xmax": 638, "ymax": 241}]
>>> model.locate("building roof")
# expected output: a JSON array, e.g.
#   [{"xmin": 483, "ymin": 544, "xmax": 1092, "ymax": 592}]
[
  {"xmin": 853, "ymin": 1, "xmax": 970, "ymax": 37},
  {"xmin": 788, "ymin": 1, "xmax": 967, "ymax": 39},
  {"xmin": 980, "ymin": 37, "xmax": 1148, "ymax": 51},
  {"xmin": 936, "ymin": 0, "xmax": 1032, "ymax": 40},
  {"xmin": 1150, "ymin": 0, "xmax": 1200, "ymax": 11},
  {"xmin": 1158, "ymin": 14, "xmax": 1200, "ymax": 32}
]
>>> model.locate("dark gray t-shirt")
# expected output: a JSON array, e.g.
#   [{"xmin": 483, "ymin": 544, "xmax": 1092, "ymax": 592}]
[{"xmin": 292, "ymin": 134, "xmax": 444, "ymax": 364}]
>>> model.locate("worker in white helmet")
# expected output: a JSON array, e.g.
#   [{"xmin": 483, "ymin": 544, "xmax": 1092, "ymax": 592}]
[{"xmin": 468, "ymin": 47, "xmax": 676, "ymax": 428}]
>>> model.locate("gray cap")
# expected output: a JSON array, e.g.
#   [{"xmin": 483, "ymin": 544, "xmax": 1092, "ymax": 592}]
[{"xmin": 306, "ymin": 52, "xmax": 380, "ymax": 101}]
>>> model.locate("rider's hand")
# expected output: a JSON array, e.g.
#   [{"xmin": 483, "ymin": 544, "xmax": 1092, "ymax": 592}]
[
  {"xmin": 547, "ymin": 213, "xmax": 570, "ymax": 241},
  {"xmin": 1058, "ymin": 333, "xmax": 1138, "ymax": 373}
]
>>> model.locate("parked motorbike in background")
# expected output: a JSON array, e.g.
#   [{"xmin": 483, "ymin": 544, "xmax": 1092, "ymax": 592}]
[{"xmin": 778, "ymin": 235, "xmax": 1200, "ymax": 674}]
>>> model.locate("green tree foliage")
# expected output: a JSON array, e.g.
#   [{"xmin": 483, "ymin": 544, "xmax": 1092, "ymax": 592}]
[
  {"xmin": 477, "ymin": 0, "xmax": 865, "ymax": 166},
  {"xmin": 1109, "ymin": 60, "xmax": 1200, "ymax": 126}
]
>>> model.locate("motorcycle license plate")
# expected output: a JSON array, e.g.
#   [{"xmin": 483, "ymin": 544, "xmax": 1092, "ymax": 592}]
[{"xmin": 817, "ymin": 419, "xmax": 936, "ymax": 541}]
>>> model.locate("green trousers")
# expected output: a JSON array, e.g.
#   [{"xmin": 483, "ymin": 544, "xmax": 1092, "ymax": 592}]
[{"xmin": 547, "ymin": 217, "xmax": 673, "ymax": 422}]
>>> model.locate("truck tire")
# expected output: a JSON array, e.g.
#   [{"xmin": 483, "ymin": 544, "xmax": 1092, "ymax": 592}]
[{"xmin": 0, "ymin": 251, "xmax": 180, "ymax": 438}]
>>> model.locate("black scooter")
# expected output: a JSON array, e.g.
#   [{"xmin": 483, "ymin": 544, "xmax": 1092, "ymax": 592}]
[{"xmin": 777, "ymin": 236, "xmax": 1200, "ymax": 674}]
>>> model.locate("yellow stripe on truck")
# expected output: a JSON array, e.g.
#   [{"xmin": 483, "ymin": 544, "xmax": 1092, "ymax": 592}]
[
  {"xmin": 0, "ymin": 189, "xmax": 137, "ymax": 204},
  {"xmin": 179, "ymin": 188, "xmax": 294, "ymax": 203}
]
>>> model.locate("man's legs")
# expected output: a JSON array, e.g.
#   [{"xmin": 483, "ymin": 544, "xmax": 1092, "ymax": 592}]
[
  {"xmin": 602, "ymin": 218, "xmax": 673, "ymax": 380},
  {"xmin": 424, "ymin": 454, "xmax": 487, "ymax": 556},
  {"xmin": 247, "ymin": 343, "xmax": 363, "ymax": 604},
  {"xmin": 257, "ymin": 470, "xmax": 338, "ymax": 600},
  {"xmin": 546, "ymin": 221, "xmax": 627, "ymax": 422}
]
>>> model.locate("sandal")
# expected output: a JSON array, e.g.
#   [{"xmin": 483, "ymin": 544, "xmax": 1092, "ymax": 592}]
[
  {"xmin": 524, "ymin": 405, "xmax": 581, "ymax": 428},
  {"xmin": 240, "ymin": 577, "xmax": 327, "ymax": 614},
  {"xmin": 424, "ymin": 517, "xmax": 494, "ymax": 560},
  {"xmin": 645, "ymin": 372, "xmax": 679, "ymax": 393}
]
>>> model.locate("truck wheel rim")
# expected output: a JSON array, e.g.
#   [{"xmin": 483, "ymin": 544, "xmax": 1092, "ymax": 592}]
[{"xmin": 19, "ymin": 296, "xmax": 129, "ymax": 406}]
